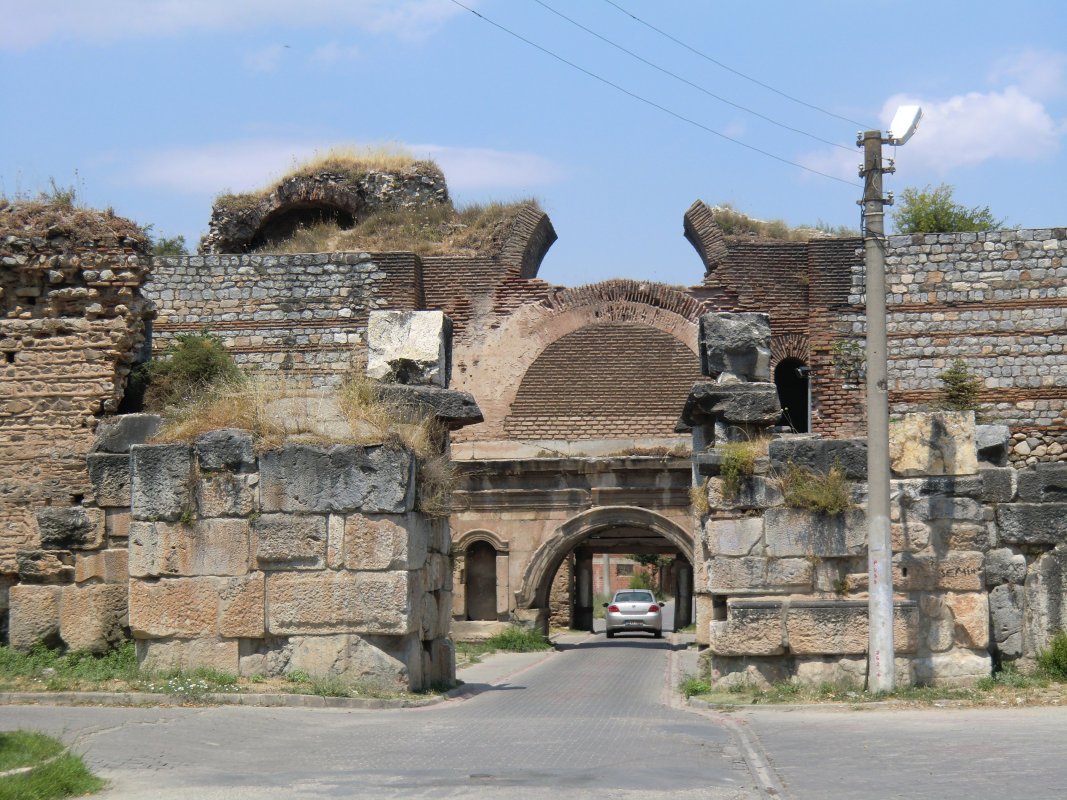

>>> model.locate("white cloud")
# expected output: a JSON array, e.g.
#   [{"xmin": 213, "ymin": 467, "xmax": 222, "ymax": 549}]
[
  {"xmin": 310, "ymin": 42, "xmax": 361, "ymax": 65},
  {"xmin": 990, "ymin": 49, "xmax": 1067, "ymax": 100},
  {"xmin": 243, "ymin": 44, "xmax": 288, "ymax": 73},
  {"xmin": 1, "ymin": 0, "xmax": 467, "ymax": 50},
  {"xmin": 123, "ymin": 140, "xmax": 565, "ymax": 195}
]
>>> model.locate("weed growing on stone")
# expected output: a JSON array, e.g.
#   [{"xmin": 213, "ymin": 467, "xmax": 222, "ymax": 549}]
[
  {"xmin": 689, "ymin": 480, "xmax": 710, "ymax": 516},
  {"xmin": 484, "ymin": 627, "xmax": 553, "ymax": 653},
  {"xmin": 678, "ymin": 674, "xmax": 712, "ymax": 698},
  {"xmin": 718, "ymin": 440, "xmax": 761, "ymax": 497},
  {"xmin": 0, "ymin": 731, "xmax": 103, "ymax": 799},
  {"xmin": 141, "ymin": 332, "xmax": 241, "ymax": 412},
  {"xmin": 0, "ymin": 642, "xmax": 138, "ymax": 691},
  {"xmin": 778, "ymin": 461, "xmax": 852, "ymax": 515},
  {"xmin": 143, "ymin": 668, "xmax": 239, "ymax": 701},
  {"xmin": 1037, "ymin": 633, "xmax": 1067, "ymax": 680}
]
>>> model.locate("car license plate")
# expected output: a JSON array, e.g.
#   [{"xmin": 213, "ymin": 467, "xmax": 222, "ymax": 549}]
[{"xmin": 625, "ymin": 620, "xmax": 641, "ymax": 625}]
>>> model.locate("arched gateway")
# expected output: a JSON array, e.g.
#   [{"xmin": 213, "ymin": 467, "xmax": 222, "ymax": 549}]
[{"xmin": 516, "ymin": 506, "xmax": 695, "ymax": 633}]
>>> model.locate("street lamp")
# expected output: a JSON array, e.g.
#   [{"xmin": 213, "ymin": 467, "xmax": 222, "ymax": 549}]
[{"xmin": 859, "ymin": 104, "xmax": 921, "ymax": 693}]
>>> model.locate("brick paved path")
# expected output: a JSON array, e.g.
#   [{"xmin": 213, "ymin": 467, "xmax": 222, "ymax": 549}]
[{"xmin": 0, "ymin": 637, "xmax": 757, "ymax": 799}]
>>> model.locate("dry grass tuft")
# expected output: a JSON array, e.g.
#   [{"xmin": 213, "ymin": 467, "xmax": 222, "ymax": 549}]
[
  {"xmin": 710, "ymin": 203, "xmax": 858, "ymax": 242},
  {"xmin": 778, "ymin": 461, "xmax": 853, "ymax": 515},
  {"xmin": 690, "ymin": 481, "xmax": 711, "ymax": 516},
  {"xmin": 287, "ymin": 145, "xmax": 420, "ymax": 177},
  {"xmin": 255, "ymin": 198, "xmax": 541, "ymax": 257}
]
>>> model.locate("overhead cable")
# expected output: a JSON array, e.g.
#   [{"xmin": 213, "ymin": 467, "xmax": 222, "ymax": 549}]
[
  {"xmin": 531, "ymin": 0, "xmax": 853, "ymax": 152},
  {"xmin": 447, "ymin": 0, "xmax": 860, "ymax": 188},
  {"xmin": 601, "ymin": 0, "xmax": 871, "ymax": 129}
]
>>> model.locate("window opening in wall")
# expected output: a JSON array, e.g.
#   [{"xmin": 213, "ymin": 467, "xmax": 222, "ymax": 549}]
[
  {"xmin": 3, "ymin": 351, "xmax": 14, "ymax": 364},
  {"xmin": 774, "ymin": 357, "xmax": 810, "ymax": 433}
]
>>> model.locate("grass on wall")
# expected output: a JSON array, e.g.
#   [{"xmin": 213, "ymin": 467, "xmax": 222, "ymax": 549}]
[{"xmin": 778, "ymin": 461, "xmax": 852, "ymax": 515}]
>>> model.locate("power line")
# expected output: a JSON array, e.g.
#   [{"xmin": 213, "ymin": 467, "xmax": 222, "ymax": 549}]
[
  {"xmin": 531, "ymin": 0, "xmax": 853, "ymax": 153},
  {"xmin": 447, "ymin": 0, "xmax": 860, "ymax": 188},
  {"xmin": 601, "ymin": 0, "xmax": 871, "ymax": 129}
]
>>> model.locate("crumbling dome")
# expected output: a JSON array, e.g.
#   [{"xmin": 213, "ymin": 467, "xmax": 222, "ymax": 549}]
[{"xmin": 199, "ymin": 159, "xmax": 450, "ymax": 254}]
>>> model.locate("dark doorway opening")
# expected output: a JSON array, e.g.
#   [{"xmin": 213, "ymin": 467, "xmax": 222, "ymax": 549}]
[
  {"xmin": 774, "ymin": 357, "xmax": 810, "ymax": 433},
  {"xmin": 465, "ymin": 541, "xmax": 498, "ymax": 621}
]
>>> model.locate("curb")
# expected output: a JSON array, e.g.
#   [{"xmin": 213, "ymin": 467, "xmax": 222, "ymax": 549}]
[{"xmin": 0, "ymin": 690, "xmax": 445, "ymax": 710}]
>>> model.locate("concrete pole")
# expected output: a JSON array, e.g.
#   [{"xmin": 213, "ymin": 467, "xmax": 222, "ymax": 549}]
[{"xmin": 861, "ymin": 129, "xmax": 895, "ymax": 692}]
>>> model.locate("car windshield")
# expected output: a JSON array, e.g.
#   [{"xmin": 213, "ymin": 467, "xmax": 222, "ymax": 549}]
[{"xmin": 613, "ymin": 591, "xmax": 654, "ymax": 603}]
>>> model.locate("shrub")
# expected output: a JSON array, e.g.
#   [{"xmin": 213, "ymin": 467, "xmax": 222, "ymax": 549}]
[
  {"xmin": 679, "ymin": 673, "xmax": 711, "ymax": 698},
  {"xmin": 141, "ymin": 332, "xmax": 240, "ymax": 411},
  {"xmin": 719, "ymin": 440, "xmax": 761, "ymax": 497},
  {"xmin": 628, "ymin": 571, "xmax": 653, "ymax": 591},
  {"xmin": 1037, "ymin": 632, "xmax": 1067, "ymax": 681},
  {"xmin": 780, "ymin": 461, "xmax": 852, "ymax": 515},
  {"xmin": 483, "ymin": 627, "xmax": 553, "ymax": 652},
  {"xmin": 938, "ymin": 358, "xmax": 983, "ymax": 413}
]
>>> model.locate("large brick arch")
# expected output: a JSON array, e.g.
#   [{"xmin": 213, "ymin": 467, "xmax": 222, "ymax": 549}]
[{"xmin": 451, "ymin": 280, "xmax": 704, "ymax": 441}]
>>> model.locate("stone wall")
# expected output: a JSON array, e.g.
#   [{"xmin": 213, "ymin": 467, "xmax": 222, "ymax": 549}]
[
  {"xmin": 1, "ymin": 204, "xmax": 151, "ymax": 574},
  {"xmin": 143, "ymin": 252, "xmax": 423, "ymax": 386},
  {"xmin": 694, "ymin": 412, "xmax": 1067, "ymax": 687},
  {"xmin": 841, "ymin": 229, "xmax": 1067, "ymax": 464}
]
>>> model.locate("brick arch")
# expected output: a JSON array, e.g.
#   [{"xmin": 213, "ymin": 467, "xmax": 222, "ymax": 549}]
[
  {"xmin": 451, "ymin": 281, "xmax": 702, "ymax": 441},
  {"xmin": 771, "ymin": 333, "xmax": 810, "ymax": 369}
]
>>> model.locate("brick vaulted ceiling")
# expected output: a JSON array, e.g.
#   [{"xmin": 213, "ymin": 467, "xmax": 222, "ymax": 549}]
[{"xmin": 504, "ymin": 323, "xmax": 702, "ymax": 440}]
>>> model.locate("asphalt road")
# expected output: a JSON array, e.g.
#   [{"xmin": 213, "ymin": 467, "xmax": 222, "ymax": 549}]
[{"xmin": 0, "ymin": 634, "xmax": 756, "ymax": 799}]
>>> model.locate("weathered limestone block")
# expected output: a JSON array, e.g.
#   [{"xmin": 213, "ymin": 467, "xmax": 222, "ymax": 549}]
[
  {"xmin": 985, "ymin": 548, "xmax": 1026, "ymax": 586},
  {"xmin": 137, "ymin": 638, "xmax": 239, "ymax": 673},
  {"xmin": 937, "ymin": 552, "xmax": 984, "ymax": 591},
  {"xmin": 706, "ymin": 557, "xmax": 813, "ymax": 594},
  {"xmin": 343, "ymin": 514, "xmax": 428, "ymax": 571},
  {"xmin": 703, "ymin": 517, "xmax": 763, "ymax": 557},
  {"xmin": 129, "ymin": 574, "xmax": 263, "ymax": 639},
  {"xmin": 891, "ymin": 553, "xmax": 937, "ymax": 592},
  {"xmin": 694, "ymin": 595, "xmax": 714, "ymax": 647},
  {"xmin": 707, "ymin": 656, "xmax": 792, "ymax": 689},
  {"xmin": 428, "ymin": 518, "xmax": 451, "ymax": 556},
  {"xmin": 1017, "ymin": 463, "xmax": 1067, "ymax": 503},
  {"xmin": 785, "ymin": 602, "xmax": 919, "ymax": 655},
  {"xmin": 426, "ymin": 553, "xmax": 452, "ymax": 592},
  {"xmin": 8, "ymin": 585, "xmax": 62, "ymax": 650},
  {"xmin": 707, "ymin": 475, "xmax": 782, "ymax": 510},
  {"xmin": 59, "ymin": 584, "xmax": 128, "ymax": 653},
  {"xmin": 16, "ymin": 549, "xmax": 74, "ymax": 584},
  {"xmin": 902, "ymin": 493, "xmax": 986, "ymax": 524},
  {"xmin": 944, "ymin": 592, "xmax": 989, "ymax": 649},
  {"xmin": 418, "ymin": 591, "xmax": 438, "ymax": 640},
  {"xmin": 980, "ymin": 467, "xmax": 1017, "ymax": 503},
  {"xmin": 768, "ymin": 438, "xmax": 868, "ymax": 480},
  {"xmin": 939, "ymin": 522, "xmax": 995, "ymax": 552},
  {"xmin": 129, "ymin": 519, "xmax": 251, "ymax": 577},
  {"xmin": 698, "ymin": 312, "xmax": 771, "ymax": 381},
  {"xmin": 106, "ymin": 510, "xmax": 132, "ymax": 540},
  {"xmin": 92, "ymin": 414, "xmax": 161, "ymax": 454},
  {"xmin": 989, "ymin": 584, "xmax": 1024, "ymax": 657},
  {"xmin": 195, "ymin": 428, "xmax": 256, "ymax": 473},
  {"xmin": 253, "ymin": 514, "xmax": 326, "ymax": 569},
  {"xmin": 426, "ymin": 637, "xmax": 456, "ymax": 688},
  {"xmin": 975, "ymin": 424, "xmax": 1011, "ymax": 466},
  {"xmin": 86, "ymin": 453, "xmax": 132, "ymax": 507},
  {"xmin": 793, "ymin": 657, "xmax": 870, "ymax": 687},
  {"xmin": 375, "ymin": 385, "xmax": 483, "ymax": 429},
  {"xmin": 709, "ymin": 602, "xmax": 784, "ymax": 656},
  {"xmin": 130, "ymin": 444, "xmax": 194, "ymax": 522},
  {"xmin": 259, "ymin": 444, "xmax": 414, "ymax": 514},
  {"xmin": 889, "ymin": 411, "xmax": 977, "ymax": 477},
  {"xmin": 681, "ymin": 382, "xmax": 781, "ymax": 428},
  {"xmin": 196, "ymin": 473, "xmax": 258, "ymax": 518},
  {"xmin": 995, "ymin": 503, "xmax": 1067, "ymax": 545},
  {"xmin": 1022, "ymin": 547, "xmax": 1067, "ymax": 657},
  {"xmin": 890, "ymin": 518, "xmax": 931, "ymax": 553},
  {"xmin": 913, "ymin": 649, "xmax": 991, "ymax": 687},
  {"xmin": 74, "ymin": 548, "xmax": 129, "ymax": 584},
  {"xmin": 763, "ymin": 507, "xmax": 866, "ymax": 557},
  {"xmin": 266, "ymin": 571, "xmax": 414, "ymax": 635},
  {"xmin": 918, "ymin": 594, "xmax": 956, "ymax": 652},
  {"xmin": 35, "ymin": 507, "xmax": 104, "ymax": 550},
  {"xmin": 367, "ymin": 310, "xmax": 452, "ymax": 387},
  {"xmin": 326, "ymin": 514, "xmax": 344, "ymax": 569}
]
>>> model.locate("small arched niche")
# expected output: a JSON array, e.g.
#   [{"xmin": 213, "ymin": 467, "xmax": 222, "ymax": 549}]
[
  {"xmin": 247, "ymin": 202, "xmax": 356, "ymax": 251},
  {"xmin": 774, "ymin": 357, "xmax": 810, "ymax": 433}
]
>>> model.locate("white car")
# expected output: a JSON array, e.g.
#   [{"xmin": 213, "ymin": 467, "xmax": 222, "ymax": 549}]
[{"xmin": 604, "ymin": 589, "xmax": 663, "ymax": 638}]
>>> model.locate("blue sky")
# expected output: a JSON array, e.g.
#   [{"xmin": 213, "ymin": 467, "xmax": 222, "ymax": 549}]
[{"xmin": 2, "ymin": 1, "xmax": 1065, "ymax": 287}]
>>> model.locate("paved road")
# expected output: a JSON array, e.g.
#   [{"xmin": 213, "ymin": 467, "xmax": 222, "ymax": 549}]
[{"xmin": 0, "ymin": 634, "xmax": 757, "ymax": 799}]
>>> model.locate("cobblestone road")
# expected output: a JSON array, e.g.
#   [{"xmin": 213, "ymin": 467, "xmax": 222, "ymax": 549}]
[{"xmin": 0, "ymin": 636, "xmax": 758, "ymax": 799}]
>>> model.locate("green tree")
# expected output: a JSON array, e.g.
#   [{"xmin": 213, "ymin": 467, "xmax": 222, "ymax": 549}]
[
  {"xmin": 892, "ymin": 184, "xmax": 1003, "ymax": 233},
  {"xmin": 630, "ymin": 554, "xmax": 674, "ymax": 596},
  {"xmin": 937, "ymin": 358, "xmax": 983, "ymax": 413}
]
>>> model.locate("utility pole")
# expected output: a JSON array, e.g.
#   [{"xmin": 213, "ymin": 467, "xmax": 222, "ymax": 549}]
[{"xmin": 860, "ymin": 128, "xmax": 895, "ymax": 692}]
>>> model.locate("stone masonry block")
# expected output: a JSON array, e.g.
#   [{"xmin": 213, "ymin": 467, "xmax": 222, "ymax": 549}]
[
  {"xmin": 86, "ymin": 453, "xmax": 132, "ymax": 507},
  {"xmin": 16, "ymin": 550, "xmax": 74, "ymax": 584},
  {"xmin": 196, "ymin": 473, "xmax": 258, "ymax": 518},
  {"xmin": 60, "ymin": 584, "xmax": 128, "ymax": 653},
  {"xmin": 706, "ymin": 557, "xmax": 813, "ymax": 595},
  {"xmin": 985, "ymin": 548, "xmax": 1026, "ymax": 586},
  {"xmin": 785, "ymin": 602, "xmax": 918, "ymax": 655},
  {"xmin": 253, "ymin": 514, "xmax": 327, "ymax": 569},
  {"xmin": 343, "ymin": 514, "xmax": 428, "ymax": 572},
  {"xmin": 763, "ymin": 507, "xmax": 866, "ymax": 558},
  {"xmin": 707, "ymin": 476, "xmax": 783, "ymax": 510},
  {"xmin": 996, "ymin": 503, "xmax": 1067, "ymax": 546},
  {"xmin": 937, "ymin": 552, "xmax": 984, "ymax": 591},
  {"xmin": 944, "ymin": 592, "xmax": 989, "ymax": 649},
  {"xmin": 218, "ymin": 573, "xmax": 265, "ymax": 638},
  {"xmin": 1017, "ymin": 463, "xmax": 1067, "ymax": 503},
  {"xmin": 259, "ymin": 443, "xmax": 414, "ymax": 514},
  {"xmin": 703, "ymin": 517, "xmax": 763, "ymax": 557},
  {"xmin": 92, "ymin": 414, "xmax": 162, "ymax": 454},
  {"xmin": 768, "ymin": 438, "xmax": 868, "ymax": 480},
  {"xmin": 74, "ymin": 548, "xmax": 129, "ymax": 584},
  {"xmin": 266, "ymin": 571, "xmax": 414, "ymax": 636},
  {"xmin": 106, "ymin": 510, "xmax": 131, "ymax": 541},
  {"xmin": 912, "ymin": 649, "xmax": 991, "ymax": 687},
  {"xmin": 975, "ymin": 424, "xmax": 1011, "ymax": 466},
  {"xmin": 989, "ymin": 584, "xmax": 1024, "ymax": 657},
  {"xmin": 1022, "ymin": 547, "xmax": 1067, "ymax": 657},
  {"xmin": 980, "ymin": 467, "xmax": 1017, "ymax": 503},
  {"xmin": 137, "ymin": 638, "xmax": 240, "ymax": 674},
  {"xmin": 709, "ymin": 602, "xmax": 784, "ymax": 656},
  {"xmin": 130, "ymin": 444, "xmax": 195, "ymax": 522},
  {"xmin": 195, "ymin": 428, "xmax": 256, "ymax": 473},
  {"xmin": 698, "ymin": 312, "xmax": 771, "ymax": 381},
  {"xmin": 129, "ymin": 574, "xmax": 263, "ymax": 639},
  {"xmin": 129, "ymin": 519, "xmax": 251, "ymax": 578},
  {"xmin": 8, "ymin": 584, "xmax": 62, "ymax": 650},
  {"xmin": 367, "ymin": 309, "xmax": 452, "ymax": 388},
  {"xmin": 35, "ymin": 507, "xmax": 104, "ymax": 550},
  {"xmin": 890, "ymin": 411, "xmax": 977, "ymax": 477}
]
